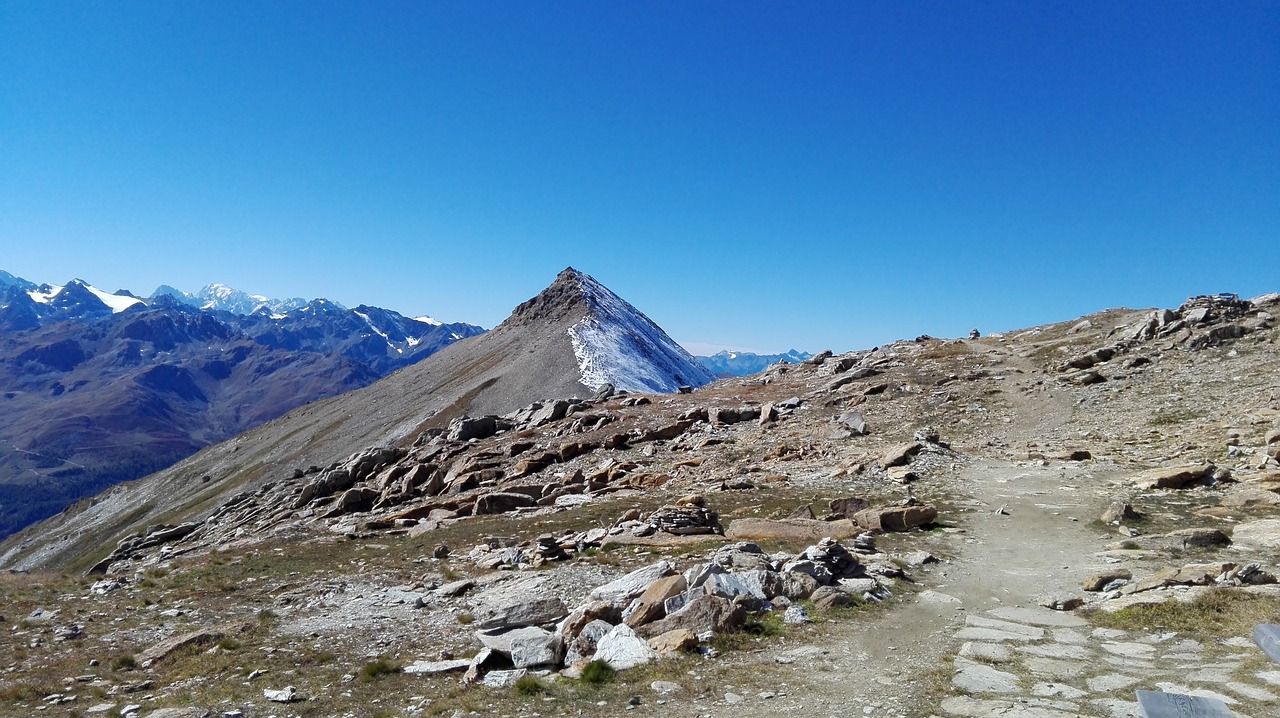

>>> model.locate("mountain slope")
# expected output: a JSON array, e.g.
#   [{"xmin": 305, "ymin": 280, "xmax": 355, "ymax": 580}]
[{"xmin": 0, "ymin": 267, "xmax": 715, "ymax": 570}]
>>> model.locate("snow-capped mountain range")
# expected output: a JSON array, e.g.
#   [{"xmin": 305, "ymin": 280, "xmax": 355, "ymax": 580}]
[
  {"xmin": 695, "ymin": 348, "xmax": 812, "ymax": 377},
  {"xmin": 152, "ymin": 283, "xmax": 310, "ymax": 316},
  {"xmin": 0, "ymin": 270, "xmax": 485, "ymax": 539}
]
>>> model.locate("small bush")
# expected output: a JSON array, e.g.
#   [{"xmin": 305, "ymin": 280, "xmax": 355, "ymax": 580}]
[
  {"xmin": 513, "ymin": 674, "xmax": 548, "ymax": 695},
  {"xmin": 580, "ymin": 659, "xmax": 615, "ymax": 686},
  {"xmin": 359, "ymin": 656, "xmax": 401, "ymax": 682},
  {"xmin": 111, "ymin": 654, "xmax": 139, "ymax": 671},
  {"xmin": 743, "ymin": 612, "xmax": 785, "ymax": 637}
]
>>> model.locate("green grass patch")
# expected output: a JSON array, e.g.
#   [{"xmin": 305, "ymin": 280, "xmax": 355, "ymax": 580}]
[
  {"xmin": 513, "ymin": 674, "xmax": 549, "ymax": 695},
  {"xmin": 579, "ymin": 659, "xmax": 615, "ymax": 686},
  {"xmin": 358, "ymin": 656, "xmax": 401, "ymax": 682},
  {"xmin": 1088, "ymin": 588, "xmax": 1280, "ymax": 638}
]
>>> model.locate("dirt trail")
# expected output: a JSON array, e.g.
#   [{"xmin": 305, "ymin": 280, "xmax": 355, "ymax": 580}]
[{"xmin": 698, "ymin": 457, "xmax": 1115, "ymax": 718}]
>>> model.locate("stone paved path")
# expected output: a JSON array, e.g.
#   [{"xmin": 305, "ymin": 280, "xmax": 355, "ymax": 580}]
[{"xmin": 927, "ymin": 460, "xmax": 1279, "ymax": 718}]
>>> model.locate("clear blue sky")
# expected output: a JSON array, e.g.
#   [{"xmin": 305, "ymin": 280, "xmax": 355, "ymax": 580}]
[{"xmin": 2, "ymin": 2, "xmax": 1277, "ymax": 353}]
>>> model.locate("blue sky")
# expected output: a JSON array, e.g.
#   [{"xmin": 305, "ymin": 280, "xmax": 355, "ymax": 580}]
[{"xmin": 2, "ymin": 2, "xmax": 1276, "ymax": 354}]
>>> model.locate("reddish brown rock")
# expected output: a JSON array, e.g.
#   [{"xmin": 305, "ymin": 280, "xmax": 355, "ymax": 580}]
[
  {"xmin": 880, "ymin": 442, "xmax": 923, "ymax": 468},
  {"xmin": 624, "ymin": 574, "xmax": 689, "ymax": 628},
  {"xmin": 853, "ymin": 505, "xmax": 937, "ymax": 533},
  {"xmin": 1132, "ymin": 464, "xmax": 1212, "ymax": 489}
]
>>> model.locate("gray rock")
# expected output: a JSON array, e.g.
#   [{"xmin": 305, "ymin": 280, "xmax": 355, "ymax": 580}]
[
  {"xmin": 509, "ymin": 628, "xmax": 563, "ymax": 668},
  {"xmin": 403, "ymin": 659, "xmax": 471, "ymax": 675},
  {"xmin": 473, "ymin": 594, "xmax": 568, "ymax": 629},
  {"xmin": 835, "ymin": 411, "xmax": 868, "ymax": 435},
  {"xmin": 590, "ymin": 561, "xmax": 676, "ymax": 603},
  {"xmin": 782, "ymin": 604, "xmax": 811, "ymax": 625},
  {"xmin": 481, "ymin": 669, "xmax": 528, "ymax": 688},
  {"xmin": 263, "ymin": 686, "xmax": 298, "ymax": 703}
]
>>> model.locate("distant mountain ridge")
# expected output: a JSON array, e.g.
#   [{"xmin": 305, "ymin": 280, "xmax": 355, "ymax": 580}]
[
  {"xmin": 152, "ymin": 283, "xmax": 310, "ymax": 315},
  {"xmin": 0, "ymin": 270, "xmax": 484, "ymax": 538},
  {"xmin": 696, "ymin": 349, "xmax": 812, "ymax": 377}
]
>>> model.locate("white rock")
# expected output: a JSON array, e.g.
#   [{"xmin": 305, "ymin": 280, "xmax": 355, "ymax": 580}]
[
  {"xmin": 593, "ymin": 624, "xmax": 659, "ymax": 670},
  {"xmin": 263, "ymin": 686, "xmax": 298, "ymax": 703}
]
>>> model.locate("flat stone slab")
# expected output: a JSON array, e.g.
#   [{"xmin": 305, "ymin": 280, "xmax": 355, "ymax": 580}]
[
  {"xmin": 1088, "ymin": 674, "xmax": 1142, "ymax": 693},
  {"xmin": 1136, "ymin": 689, "xmax": 1236, "ymax": 717},
  {"xmin": 988, "ymin": 606, "xmax": 1088, "ymax": 627},
  {"xmin": 953, "ymin": 658, "xmax": 1022, "ymax": 694},
  {"xmin": 959, "ymin": 641, "xmax": 1013, "ymax": 663},
  {"xmin": 1224, "ymin": 681, "xmax": 1277, "ymax": 702},
  {"xmin": 919, "ymin": 589, "xmax": 964, "ymax": 605},
  {"xmin": 1093, "ymin": 627, "xmax": 1131, "ymax": 640},
  {"xmin": 1090, "ymin": 697, "xmax": 1143, "ymax": 718},
  {"xmin": 1024, "ymin": 656, "xmax": 1087, "ymax": 679},
  {"xmin": 402, "ymin": 658, "xmax": 471, "ymax": 675},
  {"xmin": 1102, "ymin": 641, "xmax": 1158, "ymax": 658},
  {"xmin": 965, "ymin": 615, "xmax": 1046, "ymax": 638},
  {"xmin": 1256, "ymin": 670, "xmax": 1280, "ymax": 687},
  {"xmin": 1032, "ymin": 682, "xmax": 1087, "ymax": 699},
  {"xmin": 1052, "ymin": 628, "xmax": 1088, "ymax": 645},
  {"xmin": 1018, "ymin": 643, "xmax": 1092, "ymax": 660},
  {"xmin": 955, "ymin": 627, "xmax": 1043, "ymax": 642},
  {"xmin": 941, "ymin": 696, "xmax": 1077, "ymax": 718}
]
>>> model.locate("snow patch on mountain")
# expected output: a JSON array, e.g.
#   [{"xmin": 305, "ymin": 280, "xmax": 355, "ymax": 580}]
[
  {"xmin": 28, "ymin": 282, "xmax": 142, "ymax": 313},
  {"xmin": 566, "ymin": 271, "xmax": 715, "ymax": 394}
]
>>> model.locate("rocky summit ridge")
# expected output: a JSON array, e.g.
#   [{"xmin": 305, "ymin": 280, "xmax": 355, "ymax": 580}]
[{"xmin": 3, "ymin": 290, "xmax": 1280, "ymax": 718}]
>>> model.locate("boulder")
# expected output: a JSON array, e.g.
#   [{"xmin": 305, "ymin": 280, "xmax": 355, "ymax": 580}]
[
  {"xmin": 336, "ymin": 487, "xmax": 378, "ymax": 513},
  {"xmin": 810, "ymin": 586, "xmax": 857, "ymax": 610},
  {"xmin": 635, "ymin": 595, "xmax": 745, "ymax": 639},
  {"xmin": 880, "ymin": 442, "xmax": 923, "ymax": 468},
  {"xmin": 828, "ymin": 497, "xmax": 869, "ymax": 518},
  {"xmin": 1100, "ymin": 500, "xmax": 1144, "ymax": 523},
  {"xmin": 702, "ymin": 570, "xmax": 781, "ymax": 601},
  {"xmin": 648, "ymin": 628, "xmax": 698, "ymax": 654},
  {"xmin": 624, "ymin": 574, "xmax": 689, "ymax": 628},
  {"xmin": 711, "ymin": 542, "xmax": 774, "ymax": 572},
  {"xmin": 1230, "ymin": 519, "xmax": 1280, "ymax": 550},
  {"xmin": 853, "ymin": 505, "xmax": 937, "ymax": 532},
  {"xmin": 1164, "ymin": 527, "xmax": 1231, "ymax": 548},
  {"xmin": 473, "ymin": 492, "xmax": 536, "ymax": 515},
  {"xmin": 593, "ymin": 624, "xmax": 659, "ymax": 670},
  {"xmin": 1132, "ymin": 464, "xmax": 1212, "ymax": 490},
  {"xmin": 835, "ymin": 412, "xmax": 869, "ymax": 436},
  {"xmin": 448, "ymin": 415, "xmax": 499, "ymax": 442},
  {"xmin": 474, "ymin": 595, "xmax": 568, "ymax": 630},
  {"xmin": 590, "ymin": 561, "xmax": 677, "ymax": 604},
  {"xmin": 508, "ymin": 628, "xmax": 563, "ymax": 669},
  {"xmin": 1081, "ymin": 569, "xmax": 1132, "ymax": 592}
]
